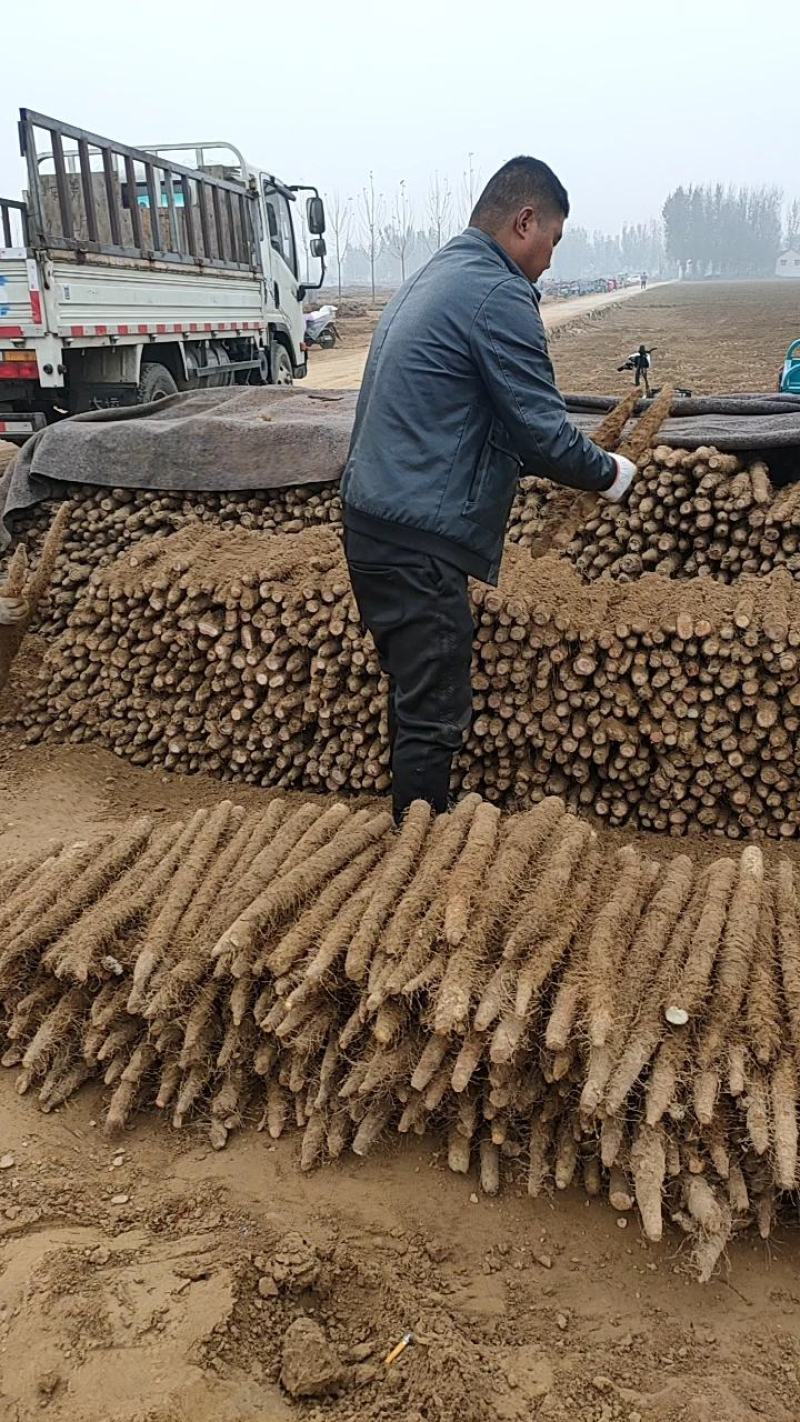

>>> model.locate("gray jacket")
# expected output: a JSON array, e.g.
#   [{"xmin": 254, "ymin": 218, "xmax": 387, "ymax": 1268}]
[{"xmin": 342, "ymin": 227, "xmax": 615, "ymax": 584}]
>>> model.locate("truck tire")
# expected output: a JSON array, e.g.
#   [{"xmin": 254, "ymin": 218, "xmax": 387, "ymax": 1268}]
[
  {"xmin": 270, "ymin": 343, "xmax": 293, "ymax": 385},
  {"xmin": 138, "ymin": 362, "xmax": 178, "ymax": 403}
]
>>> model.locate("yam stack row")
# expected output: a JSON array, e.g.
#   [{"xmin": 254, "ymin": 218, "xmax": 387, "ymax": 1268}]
[
  {"xmin": 3, "ymin": 438, "xmax": 800, "ymax": 648},
  {"xmin": 10, "ymin": 522, "xmax": 800, "ymax": 840},
  {"xmin": 2, "ymin": 794, "xmax": 798, "ymax": 1280},
  {"xmin": 1, "ymin": 481, "xmax": 343, "ymax": 635},
  {"xmin": 567, "ymin": 446, "xmax": 778, "ymax": 583}
]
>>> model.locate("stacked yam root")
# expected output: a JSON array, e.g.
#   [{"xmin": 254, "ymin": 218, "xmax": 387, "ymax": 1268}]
[
  {"xmin": 507, "ymin": 441, "xmax": 800, "ymax": 589},
  {"xmin": 11, "ymin": 523, "xmax": 800, "ymax": 838},
  {"xmin": 566, "ymin": 445, "xmax": 785, "ymax": 584},
  {"xmin": 6, "ymin": 426, "xmax": 799, "ymax": 654},
  {"xmin": 0, "ymin": 506, "xmax": 69, "ymax": 690},
  {"xmin": 1, "ymin": 481, "xmax": 343, "ymax": 636},
  {"xmin": 2, "ymin": 794, "xmax": 800, "ymax": 1280},
  {"xmin": 0, "ymin": 389, "xmax": 662, "ymax": 621}
]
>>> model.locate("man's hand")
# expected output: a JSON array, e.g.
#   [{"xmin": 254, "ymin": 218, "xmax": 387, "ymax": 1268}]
[
  {"xmin": 599, "ymin": 453, "xmax": 637, "ymax": 503},
  {"xmin": 0, "ymin": 595, "xmax": 29, "ymax": 626}
]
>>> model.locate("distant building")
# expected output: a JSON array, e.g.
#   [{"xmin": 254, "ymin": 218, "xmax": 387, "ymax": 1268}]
[{"xmin": 776, "ymin": 249, "xmax": 800, "ymax": 277}]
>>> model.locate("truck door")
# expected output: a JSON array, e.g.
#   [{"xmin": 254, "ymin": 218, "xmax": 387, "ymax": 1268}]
[{"xmin": 263, "ymin": 184, "xmax": 304, "ymax": 371}]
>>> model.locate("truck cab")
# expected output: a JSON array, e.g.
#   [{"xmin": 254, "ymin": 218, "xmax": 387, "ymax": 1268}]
[{"xmin": 141, "ymin": 137, "xmax": 326, "ymax": 383}]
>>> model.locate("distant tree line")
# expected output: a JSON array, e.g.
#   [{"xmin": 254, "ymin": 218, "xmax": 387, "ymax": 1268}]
[
  {"xmin": 308, "ymin": 168, "xmax": 800, "ymax": 298},
  {"xmin": 662, "ymin": 184, "xmax": 790, "ymax": 277},
  {"xmin": 316, "ymin": 183, "xmax": 669, "ymax": 298},
  {"xmin": 549, "ymin": 222, "xmax": 667, "ymax": 281}
]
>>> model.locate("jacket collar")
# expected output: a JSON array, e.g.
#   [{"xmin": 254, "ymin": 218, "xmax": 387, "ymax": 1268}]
[{"xmin": 463, "ymin": 226, "xmax": 541, "ymax": 297}]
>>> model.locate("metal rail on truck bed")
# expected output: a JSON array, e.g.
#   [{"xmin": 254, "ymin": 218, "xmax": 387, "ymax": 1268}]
[{"xmin": 18, "ymin": 109, "xmax": 259, "ymax": 272}]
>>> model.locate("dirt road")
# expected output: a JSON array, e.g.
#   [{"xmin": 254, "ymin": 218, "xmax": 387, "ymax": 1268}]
[{"xmin": 305, "ymin": 284, "xmax": 656, "ymax": 390}]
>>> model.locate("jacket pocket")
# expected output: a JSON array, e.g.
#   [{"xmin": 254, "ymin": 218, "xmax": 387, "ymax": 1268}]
[{"xmin": 462, "ymin": 436, "xmax": 521, "ymax": 526}]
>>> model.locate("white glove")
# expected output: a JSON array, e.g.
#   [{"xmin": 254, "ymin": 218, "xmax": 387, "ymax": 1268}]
[{"xmin": 599, "ymin": 453, "xmax": 637, "ymax": 503}]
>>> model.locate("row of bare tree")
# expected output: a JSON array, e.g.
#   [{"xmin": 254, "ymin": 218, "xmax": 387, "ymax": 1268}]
[
  {"xmin": 302, "ymin": 170, "xmax": 800, "ymax": 299},
  {"xmin": 311, "ymin": 178, "xmax": 667, "ymax": 298},
  {"xmin": 317, "ymin": 167, "xmax": 477, "ymax": 299}
]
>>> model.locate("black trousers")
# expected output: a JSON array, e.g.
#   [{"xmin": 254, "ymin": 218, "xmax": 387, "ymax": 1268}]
[{"xmin": 345, "ymin": 530, "xmax": 474, "ymax": 824}]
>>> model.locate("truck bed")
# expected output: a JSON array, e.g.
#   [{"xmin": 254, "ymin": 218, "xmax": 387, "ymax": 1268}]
[
  {"xmin": 47, "ymin": 258, "xmax": 265, "ymax": 339},
  {"xmin": 1, "ymin": 249, "xmax": 265, "ymax": 340}
]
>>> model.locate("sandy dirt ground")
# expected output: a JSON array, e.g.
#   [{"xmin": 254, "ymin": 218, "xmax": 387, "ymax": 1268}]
[
  {"xmin": 4, "ymin": 281, "xmax": 800, "ymax": 1421},
  {"xmin": 305, "ymin": 285, "xmax": 656, "ymax": 390},
  {"xmin": 3, "ymin": 1072, "xmax": 800, "ymax": 1422}
]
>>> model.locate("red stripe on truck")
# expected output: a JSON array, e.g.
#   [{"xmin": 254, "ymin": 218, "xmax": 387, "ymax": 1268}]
[
  {"xmin": 70, "ymin": 325, "xmax": 85, "ymax": 337},
  {"xmin": 29, "ymin": 291, "xmax": 43, "ymax": 325},
  {"xmin": 0, "ymin": 326, "xmax": 24, "ymax": 339},
  {"xmin": 118, "ymin": 325, "xmax": 129, "ymax": 335}
]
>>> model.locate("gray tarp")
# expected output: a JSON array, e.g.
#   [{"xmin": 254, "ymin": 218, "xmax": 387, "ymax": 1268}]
[
  {"xmin": 3, "ymin": 386, "xmax": 800, "ymax": 550},
  {"xmin": 564, "ymin": 393, "xmax": 800, "ymax": 449},
  {"xmin": 0, "ymin": 387, "xmax": 358, "ymax": 549}
]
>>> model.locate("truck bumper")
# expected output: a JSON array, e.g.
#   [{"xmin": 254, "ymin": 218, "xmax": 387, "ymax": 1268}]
[{"xmin": 0, "ymin": 411, "xmax": 46, "ymax": 443}]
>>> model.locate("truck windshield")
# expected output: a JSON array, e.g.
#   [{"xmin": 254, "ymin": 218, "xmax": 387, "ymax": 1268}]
[{"xmin": 122, "ymin": 179, "xmax": 186, "ymax": 210}]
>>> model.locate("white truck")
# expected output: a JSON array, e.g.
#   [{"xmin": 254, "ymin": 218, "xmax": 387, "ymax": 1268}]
[{"xmin": 0, "ymin": 108, "xmax": 327, "ymax": 441}]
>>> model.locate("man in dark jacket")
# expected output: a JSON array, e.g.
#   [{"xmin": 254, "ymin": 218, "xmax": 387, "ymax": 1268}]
[{"xmin": 341, "ymin": 156, "xmax": 636, "ymax": 824}]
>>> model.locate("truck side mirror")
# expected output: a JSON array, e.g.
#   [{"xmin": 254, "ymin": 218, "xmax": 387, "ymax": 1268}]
[
  {"xmin": 307, "ymin": 196, "xmax": 326, "ymax": 235},
  {"xmin": 310, "ymin": 237, "xmax": 327, "ymax": 258}
]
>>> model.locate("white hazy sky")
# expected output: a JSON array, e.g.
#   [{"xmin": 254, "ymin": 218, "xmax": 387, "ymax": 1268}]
[{"xmin": 1, "ymin": 0, "xmax": 796, "ymax": 235}]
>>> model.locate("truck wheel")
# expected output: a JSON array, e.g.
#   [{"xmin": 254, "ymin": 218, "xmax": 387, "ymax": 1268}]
[
  {"xmin": 270, "ymin": 343, "xmax": 294, "ymax": 385},
  {"xmin": 138, "ymin": 362, "xmax": 178, "ymax": 403}
]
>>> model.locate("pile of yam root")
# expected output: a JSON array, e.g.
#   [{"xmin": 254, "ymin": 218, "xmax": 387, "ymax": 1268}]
[
  {"xmin": 510, "ymin": 445, "xmax": 792, "ymax": 584},
  {"xmin": 0, "ymin": 505, "xmax": 69, "ymax": 691},
  {"xmin": 11, "ymin": 515, "xmax": 800, "ymax": 839},
  {"xmin": 6, "ymin": 392, "xmax": 800, "ymax": 642},
  {"xmin": 1, "ymin": 481, "xmax": 344, "ymax": 637},
  {"xmin": 2, "ymin": 793, "xmax": 799, "ymax": 1281}
]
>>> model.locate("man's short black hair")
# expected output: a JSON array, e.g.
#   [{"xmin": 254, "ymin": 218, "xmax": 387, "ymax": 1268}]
[{"xmin": 470, "ymin": 156, "xmax": 570, "ymax": 230}]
